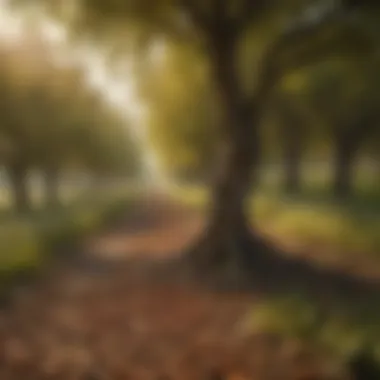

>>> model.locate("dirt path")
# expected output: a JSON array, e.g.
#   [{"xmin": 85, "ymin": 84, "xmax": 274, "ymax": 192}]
[
  {"xmin": 0, "ymin": 196, "xmax": 267, "ymax": 380},
  {"xmin": 0, "ymin": 195, "xmax": 370, "ymax": 379}
]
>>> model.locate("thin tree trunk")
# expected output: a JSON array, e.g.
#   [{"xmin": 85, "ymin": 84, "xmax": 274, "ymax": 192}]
[
  {"xmin": 7, "ymin": 162, "xmax": 31, "ymax": 214},
  {"xmin": 283, "ymin": 131, "xmax": 302, "ymax": 195},
  {"xmin": 332, "ymin": 134, "xmax": 358, "ymax": 199},
  {"xmin": 43, "ymin": 167, "xmax": 60, "ymax": 208},
  {"xmin": 275, "ymin": 97, "xmax": 304, "ymax": 195}
]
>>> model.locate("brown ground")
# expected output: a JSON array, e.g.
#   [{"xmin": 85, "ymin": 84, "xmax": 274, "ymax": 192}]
[{"xmin": 0, "ymin": 195, "xmax": 377, "ymax": 379}]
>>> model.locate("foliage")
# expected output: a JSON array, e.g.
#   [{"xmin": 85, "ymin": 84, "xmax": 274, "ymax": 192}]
[
  {"xmin": 0, "ymin": 35, "xmax": 141, "ymax": 211},
  {"xmin": 0, "ymin": 187, "xmax": 134, "ymax": 290},
  {"xmin": 8, "ymin": 0, "xmax": 379, "ymax": 202},
  {"xmin": 142, "ymin": 41, "xmax": 217, "ymax": 180}
]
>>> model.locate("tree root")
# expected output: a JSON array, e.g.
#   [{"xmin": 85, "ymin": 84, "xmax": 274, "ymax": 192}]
[{"xmin": 183, "ymin": 224, "xmax": 270, "ymax": 290}]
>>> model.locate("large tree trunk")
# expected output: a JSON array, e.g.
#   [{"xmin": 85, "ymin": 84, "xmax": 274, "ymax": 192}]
[
  {"xmin": 332, "ymin": 133, "xmax": 359, "ymax": 199},
  {"xmin": 7, "ymin": 162, "xmax": 31, "ymax": 214},
  {"xmin": 198, "ymin": 126, "xmax": 260, "ymax": 266},
  {"xmin": 43, "ymin": 167, "xmax": 60, "ymax": 208},
  {"xmin": 187, "ymin": 36, "xmax": 263, "ymax": 277}
]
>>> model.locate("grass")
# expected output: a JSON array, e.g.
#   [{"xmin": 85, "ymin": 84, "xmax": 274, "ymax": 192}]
[
  {"xmin": 251, "ymin": 192, "xmax": 380, "ymax": 259},
  {"xmin": 170, "ymin": 179, "xmax": 380, "ymax": 259},
  {"xmin": 239, "ymin": 294, "xmax": 380, "ymax": 364},
  {"xmin": 0, "ymin": 183, "xmax": 136, "ymax": 292}
]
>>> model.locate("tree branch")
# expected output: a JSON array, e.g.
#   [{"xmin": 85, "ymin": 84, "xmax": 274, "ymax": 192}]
[
  {"xmin": 213, "ymin": 0, "xmax": 226, "ymax": 21},
  {"xmin": 252, "ymin": 1, "xmax": 354, "ymax": 105},
  {"xmin": 231, "ymin": 0, "xmax": 271, "ymax": 35},
  {"xmin": 179, "ymin": 0, "xmax": 212, "ymax": 33}
]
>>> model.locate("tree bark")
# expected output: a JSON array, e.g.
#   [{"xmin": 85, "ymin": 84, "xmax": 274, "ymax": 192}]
[
  {"xmin": 187, "ymin": 35, "xmax": 263, "ymax": 276},
  {"xmin": 332, "ymin": 133, "xmax": 359, "ymax": 200},
  {"xmin": 7, "ymin": 162, "xmax": 31, "ymax": 214},
  {"xmin": 195, "ymin": 120, "xmax": 260, "ymax": 268}
]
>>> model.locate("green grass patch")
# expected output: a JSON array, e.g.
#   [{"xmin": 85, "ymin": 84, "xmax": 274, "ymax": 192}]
[
  {"xmin": 171, "ymin": 184, "xmax": 380, "ymax": 258},
  {"xmin": 239, "ymin": 295, "xmax": 380, "ymax": 363},
  {"xmin": 251, "ymin": 193, "xmax": 380, "ymax": 257},
  {"xmin": 0, "ymin": 187, "xmax": 135, "ymax": 292},
  {"xmin": 0, "ymin": 220, "xmax": 42, "ymax": 274}
]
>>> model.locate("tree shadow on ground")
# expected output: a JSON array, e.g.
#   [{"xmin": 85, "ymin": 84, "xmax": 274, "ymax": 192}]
[
  {"xmin": 280, "ymin": 187, "xmax": 380, "ymax": 216},
  {"xmin": 234, "ymin": 235, "xmax": 380, "ymax": 321}
]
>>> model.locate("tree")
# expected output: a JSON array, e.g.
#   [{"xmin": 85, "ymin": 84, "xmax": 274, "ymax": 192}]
[
  {"xmin": 0, "ymin": 33, "xmax": 141, "ymax": 212},
  {"xmin": 305, "ymin": 58, "xmax": 380, "ymax": 199},
  {"xmin": 35, "ymin": 65, "xmax": 90, "ymax": 207},
  {"xmin": 270, "ymin": 92, "xmax": 309, "ymax": 194},
  {"xmin": 0, "ymin": 44, "xmax": 36, "ymax": 213},
  {"xmin": 81, "ymin": 102, "xmax": 142, "ymax": 181},
  {"xmin": 0, "ymin": 38, "xmax": 90, "ymax": 209},
  {"xmin": 16, "ymin": 0, "xmax": 380, "ymax": 273}
]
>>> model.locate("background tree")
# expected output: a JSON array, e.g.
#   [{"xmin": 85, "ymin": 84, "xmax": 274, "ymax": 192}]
[
  {"xmin": 79, "ymin": 99, "xmax": 142, "ymax": 182},
  {"xmin": 0, "ymin": 43, "xmax": 38, "ymax": 212},
  {"xmin": 305, "ymin": 59, "xmax": 380, "ymax": 199},
  {"xmin": 270, "ymin": 91, "xmax": 311, "ymax": 195},
  {"xmin": 0, "ymin": 36, "xmax": 141, "ymax": 212}
]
